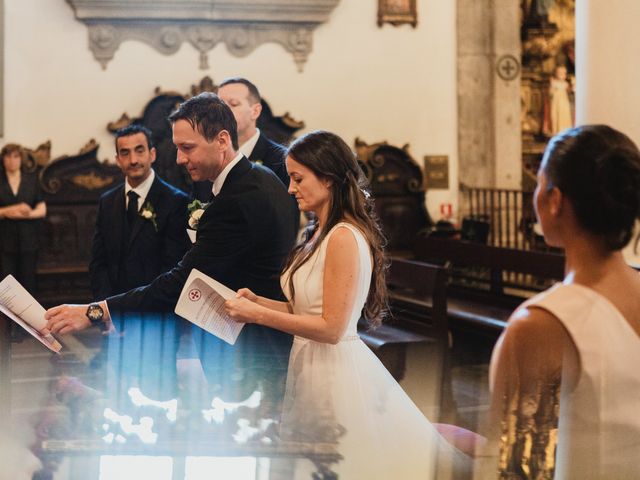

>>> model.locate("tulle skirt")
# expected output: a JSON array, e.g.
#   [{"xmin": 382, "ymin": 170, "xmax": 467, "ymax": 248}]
[{"xmin": 276, "ymin": 335, "xmax": 469, "ymax": 479}]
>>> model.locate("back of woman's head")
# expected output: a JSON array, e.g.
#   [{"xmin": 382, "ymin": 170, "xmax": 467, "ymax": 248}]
[
  {"xmin": 542, "ymin": 124, "xmax": 640, "ymax": 250},
  {"xmin": 285, "ymin": 130, "xmax": 388, "ymax": 325}
]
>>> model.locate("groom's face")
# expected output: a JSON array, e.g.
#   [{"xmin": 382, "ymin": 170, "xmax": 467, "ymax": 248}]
[{"xmin": 173, "ymin": 119, "xmax": 227, "ymax": 182}]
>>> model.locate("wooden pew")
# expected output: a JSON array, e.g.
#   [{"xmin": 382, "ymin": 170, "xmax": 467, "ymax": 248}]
[
  {"xmin": 359, "ymin": 258, "xmax": 454, "ymax": 419},
  {"xmin": 413, "ymin": 237, "xmax": 565, "ymax": 338}
]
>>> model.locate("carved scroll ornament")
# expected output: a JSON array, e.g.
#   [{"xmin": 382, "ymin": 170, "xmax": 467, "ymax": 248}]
[{"xmin": 66, "ymin": 0, "xmax": 341, "ymax": 72}]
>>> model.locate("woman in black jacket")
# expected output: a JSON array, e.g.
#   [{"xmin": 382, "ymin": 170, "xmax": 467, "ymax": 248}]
[{"xmin": 0, "ymin": 143, "xmax": 46, "ymax": 294}]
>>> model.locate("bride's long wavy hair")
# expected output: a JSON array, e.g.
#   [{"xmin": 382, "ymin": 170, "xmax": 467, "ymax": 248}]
[{"xmin": 282, "ymin": 130, "xmax": 388, "ymax": 327}]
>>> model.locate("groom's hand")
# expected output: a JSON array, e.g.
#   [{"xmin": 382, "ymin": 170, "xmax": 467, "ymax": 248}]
[{"xmin": 45, "ymin": 304, "xmax": 91, "ymax": 335}]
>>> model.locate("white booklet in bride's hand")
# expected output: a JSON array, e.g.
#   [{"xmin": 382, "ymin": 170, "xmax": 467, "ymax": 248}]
[
  {"xmin": 0, "ymin": 275, "xmax": 62, "ymax": 353},
  {"xmin": 174, "ymin": 269, "xmax": 243, "ymax": 345}
]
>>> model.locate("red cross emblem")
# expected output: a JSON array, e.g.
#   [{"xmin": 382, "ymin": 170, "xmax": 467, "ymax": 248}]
[{"xmin": 188, "ymin": 288, "xmax": 201, "ymax": 302}]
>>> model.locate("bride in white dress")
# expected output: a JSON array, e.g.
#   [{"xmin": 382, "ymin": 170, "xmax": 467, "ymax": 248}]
[{"xmin": 225, "ymin": 130, "xmax": 468, "ymax": 479}]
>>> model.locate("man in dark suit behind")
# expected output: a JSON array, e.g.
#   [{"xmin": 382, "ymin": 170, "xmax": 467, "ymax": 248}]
[
  {"xmin": 47, "ymin": 93, "xmax": 297, "ymax": 402},
  {"xmin": 192, "ymin": 77, "xmax": 289, "ymax": 200},
  {"xmin": 89, "ymin": 124, "xmax": 191, "ymax": 299},
  {"xmin": 218, "ymin": 77, "xmax": 289, "ymax": 185}
]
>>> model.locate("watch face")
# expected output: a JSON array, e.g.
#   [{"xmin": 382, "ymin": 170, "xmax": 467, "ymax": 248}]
[{"xmin": 87, "ymin": 304, "xmax": 103, "ymax": 323}]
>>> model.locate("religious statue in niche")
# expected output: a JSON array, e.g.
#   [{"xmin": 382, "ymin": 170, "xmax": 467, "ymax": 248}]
[
  {"xmin": 520, "ymin": 0, "xmax": 575, "ymax": 188},
  {"xmin": 377, "ymin": 0, "xmax": 417, "ymax": 28},
  {"xmin": 543, "ymin": 64, "xmax": 574, "ymax": 136}
]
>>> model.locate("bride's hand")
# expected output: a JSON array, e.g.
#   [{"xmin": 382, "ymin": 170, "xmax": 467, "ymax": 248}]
[
  {"xmin": 224, "ymin": 296, "xmax": 262, "ymax": 324},
  {"xmin": 235, "ymin": 288, "xmax": 258, "ymax": 303}
]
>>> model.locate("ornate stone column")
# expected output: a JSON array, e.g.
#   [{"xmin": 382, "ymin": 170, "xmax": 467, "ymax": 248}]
[{"xmin": 457, "ymin": 0, "xmax": 522, "ymax": 189}]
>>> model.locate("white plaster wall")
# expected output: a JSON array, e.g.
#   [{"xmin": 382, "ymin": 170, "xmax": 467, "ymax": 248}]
[{"xmin": 3, "ymin": 0, "xmax": 457, "ymax": 220}]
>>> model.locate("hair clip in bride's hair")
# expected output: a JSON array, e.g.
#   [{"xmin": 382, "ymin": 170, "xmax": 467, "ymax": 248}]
[{"xmin": 362, "ymin": 189, "xmax": 371, "ymax": 199}]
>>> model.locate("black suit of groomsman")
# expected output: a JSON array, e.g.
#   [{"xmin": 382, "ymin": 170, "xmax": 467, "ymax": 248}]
[
  {"xmin": 47, "ymin": 94, "xmax": 297, "ymax": 403},
  {"xmin": 89, "ymin": 125, "xmax": 191, "ymax": 299}
]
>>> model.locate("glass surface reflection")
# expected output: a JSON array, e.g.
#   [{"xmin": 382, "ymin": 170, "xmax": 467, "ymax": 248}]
[{"xmin": 0, "ymin": 316, "xmax": 342, "ymax": 480}]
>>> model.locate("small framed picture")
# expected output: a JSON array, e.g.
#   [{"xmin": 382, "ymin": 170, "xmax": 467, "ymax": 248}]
[{"xmin": 378, "ymin": 0, "xmax": 417, "ymax": 28}]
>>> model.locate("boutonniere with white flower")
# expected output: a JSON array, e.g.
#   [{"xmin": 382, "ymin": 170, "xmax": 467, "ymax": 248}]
[
  {"xmin": 188, "ymin": 199, "xmax": 209, "ymax": 230},
  {"xmin": 140, "ymin": 201, "xmax": 158, "ymax": 232}
]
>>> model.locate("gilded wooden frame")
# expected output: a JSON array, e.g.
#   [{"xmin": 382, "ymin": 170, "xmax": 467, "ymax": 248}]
[{"xmin": 377, "ymin": 0, "xmax": 417, "ymax": 28}]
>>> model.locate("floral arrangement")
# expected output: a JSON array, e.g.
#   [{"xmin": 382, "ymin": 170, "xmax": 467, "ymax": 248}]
[
  {"xmin": 188, "ymin": 199, "xmax": 208, "ymax": 230},
  {"xmin": 140, "ymin": 201, "xmax": 158, "ymax": 231}
]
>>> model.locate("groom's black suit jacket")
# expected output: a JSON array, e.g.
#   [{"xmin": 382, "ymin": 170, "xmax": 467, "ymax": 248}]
[
  {"xmin": 107, "ymin": 157, "xmax": 297, "ymax": 393},
  {"xmin": 89, "ymin": 174, "xmax": 191, "ymax": 300}
]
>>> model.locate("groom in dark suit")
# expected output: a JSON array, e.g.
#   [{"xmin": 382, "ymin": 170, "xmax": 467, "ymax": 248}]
[
  {"xmin": 89, "ymin": 125, "xmax": 191, "ymax": 299},
  {"xmin": 46, "ymin": 93, "xmax": 297, "ymax": 402}
]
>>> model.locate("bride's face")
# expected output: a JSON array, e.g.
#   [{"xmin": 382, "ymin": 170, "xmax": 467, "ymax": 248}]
[{"xmin": 285, "ymin": 155, "xmax": 332, "ymax": 215}]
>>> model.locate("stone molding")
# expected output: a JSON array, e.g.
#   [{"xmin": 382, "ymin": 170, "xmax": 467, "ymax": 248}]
[{"xmin": 66, "ymin": 0, "xmax": 340, "ymax": 71}]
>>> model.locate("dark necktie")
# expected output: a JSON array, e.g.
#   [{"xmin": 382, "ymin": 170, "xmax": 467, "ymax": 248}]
[{"xmin": 127, "ymin": 191, "xmax": 139, "ymax": 226}]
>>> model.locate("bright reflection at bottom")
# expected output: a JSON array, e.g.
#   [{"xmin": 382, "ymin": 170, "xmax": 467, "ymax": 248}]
[
  {"xmin": 99, "ymin": 456, "xmax": 173, "ymax": 480},
  {"xmin": 185, "ymin": 456, "xmax": 261, "ymax": 479},
  {"xmin": 98, "ymin": 455, "xmax": 267, "ymax": 480}
]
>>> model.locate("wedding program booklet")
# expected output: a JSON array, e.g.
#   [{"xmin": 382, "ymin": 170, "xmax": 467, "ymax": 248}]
[
  {"xmin": 174, "ymin": 269, "xmax": 244, "ymax": 345},
  {"xmin": 0, "ymin": 275, "xmax": 62, "ymax": 353}
]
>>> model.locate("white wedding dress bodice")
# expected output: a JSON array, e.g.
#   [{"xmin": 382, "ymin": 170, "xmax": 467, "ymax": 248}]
[
  {"xmin": 276, "ymin": 222, "xmax": 464, "ymax": 479},
  {"xmin": 283, "ymin": 222, "xmax": 367, "ymax": 338}
]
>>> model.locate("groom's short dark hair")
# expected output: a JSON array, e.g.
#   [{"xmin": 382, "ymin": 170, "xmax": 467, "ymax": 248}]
[{"xmin": 168, "ymin": 92, "xmax": 239, "ymax": 150}]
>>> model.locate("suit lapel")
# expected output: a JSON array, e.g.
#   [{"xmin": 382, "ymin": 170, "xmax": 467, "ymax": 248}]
[
  {"xmin": 219, "ymin": 156, "xmax": 251, "ymax": 196},
  {"xmin": 249, "ymin": 134, "xmax": 267, "ymax": 162},
  {"xmin": 112, "ymin": 185, "xmax": 126, "ymax": 258}
]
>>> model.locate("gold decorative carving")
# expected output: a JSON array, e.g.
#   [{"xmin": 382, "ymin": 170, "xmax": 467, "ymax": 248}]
[
  {"xmin": 190, "ymin": 76, "xmax": 217, "ymax": 97},
  {"xmin": 79, "ymin": 139, "xmax": 99, "ymax": 155},
  {"xmin": 354, "ymin": 137, "xmax": 388, "ymax": 163},
  {"xmin": 107, "ymin": 113, "xmax": 132, "ymax": 133},
  {"xmin": 24, "ymin": 141, "xmax": 52, "ymax": 170},
  {"xmin": 281, "ymin": 112, "xmax": 305, "ymax": 130},
  {"xmin": 70, "ymin": 172, "xmax": 116, "ymax": 190},
  {"xmin": 377, "ymin": 0, "xmax": 417, "ymax": 28}
]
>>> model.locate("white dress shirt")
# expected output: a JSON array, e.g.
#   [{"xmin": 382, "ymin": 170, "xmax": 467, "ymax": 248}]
[
  {"xmin": 238, "ymin": 129, "xmax": 261, "ymax": 159},
  {"xmin": 124, "ymin": 169, "xmax": 155, "ymax": 211}
]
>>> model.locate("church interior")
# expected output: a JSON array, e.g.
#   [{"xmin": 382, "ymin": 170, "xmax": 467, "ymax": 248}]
[{"xmin": 1, "ymin": 0, "xmax": 639, "ymax": 478}]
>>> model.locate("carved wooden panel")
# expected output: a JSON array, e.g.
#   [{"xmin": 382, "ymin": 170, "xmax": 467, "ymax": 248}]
[
  {"xmin": 356, "ymin": 139, "xmax": 432, "ymax": 253},
  {"xmin": 33, "ymin": 141, "xmax": 122, "ymax": 305}
]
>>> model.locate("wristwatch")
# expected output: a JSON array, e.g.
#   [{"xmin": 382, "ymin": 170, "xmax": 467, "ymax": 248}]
[{"xmin": 86, "ymin": 303, "xmax": 106, "ymax": 330}]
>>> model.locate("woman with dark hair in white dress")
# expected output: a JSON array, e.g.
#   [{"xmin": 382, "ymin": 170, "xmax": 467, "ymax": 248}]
[{"xmin": 225, "ymin": 130, "xmax": 468, "ymax": 479}]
